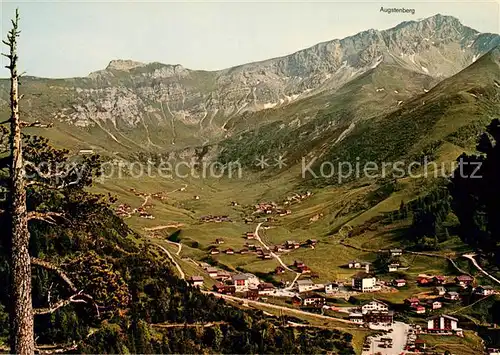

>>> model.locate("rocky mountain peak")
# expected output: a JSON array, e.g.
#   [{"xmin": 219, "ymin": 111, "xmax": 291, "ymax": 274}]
[
  {"xmin": 41, "ymin": 15, "xmax": 500, "ymax": 148},
  {"xmin": 106, "ymin": 59, "xmax": 146, "ymax": 71}
]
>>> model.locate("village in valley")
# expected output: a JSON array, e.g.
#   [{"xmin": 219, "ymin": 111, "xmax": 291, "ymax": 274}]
[
  {"xmin": 187, "ymin": 244, "xmax": 496, "ymax": 354},
  {"xmin": 111, "ymin": 182, "xmax": 500, "ymax": 355}
]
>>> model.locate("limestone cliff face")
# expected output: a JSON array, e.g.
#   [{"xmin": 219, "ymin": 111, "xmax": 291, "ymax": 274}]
[{"xmin": 1, "ymin": 14, "xmax": 498, "ymax": 151}]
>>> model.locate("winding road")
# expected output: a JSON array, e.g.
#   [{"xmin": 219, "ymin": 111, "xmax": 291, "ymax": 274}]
[
  {"xmin": 463, "ymin": 253, "xmax": 500, "ymax": 285},
  {"xmin": 155, "ymin": 243, "xmax": 185, "ymax": 280},
  {"xmin": 253, "ymin": 222, "xmax": 301, "ymax": 289}
]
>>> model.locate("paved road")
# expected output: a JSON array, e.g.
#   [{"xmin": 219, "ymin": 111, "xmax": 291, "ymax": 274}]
[
  {"xmin": 362, "ymin": 321, "xmax": 410, "ymax": 355},
  {"xmin": 203, "ymin": 291, "xmax": 355, "ymax": 324},
  {"xmin": 463, "ymin": 253, "xmax": 500, "ymax": 285}
]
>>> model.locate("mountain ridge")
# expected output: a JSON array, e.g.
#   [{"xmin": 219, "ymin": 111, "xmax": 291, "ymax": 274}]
[{"xmin": 0, "ymin": 14, "xmax": 498, "ymax": 154}]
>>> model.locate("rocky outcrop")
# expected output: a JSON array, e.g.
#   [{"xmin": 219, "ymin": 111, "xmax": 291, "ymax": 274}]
[{"xmin": 1, "ymin": 14, "xmax": 498, "ymax": 152}]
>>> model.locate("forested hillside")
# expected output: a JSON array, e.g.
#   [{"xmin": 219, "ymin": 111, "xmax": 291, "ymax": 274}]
[{"xmin": 0, "ymin": 135, "xmax": 355, "ymax": 354}]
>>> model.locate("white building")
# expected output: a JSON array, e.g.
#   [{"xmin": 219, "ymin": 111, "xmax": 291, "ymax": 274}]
[
  {"xmin": 206, "ymin": 267, "xmax": 218, "ymax": 278},
  {"xmin": 303, "ymin": 296, "xmax": 325, "ymax": 307},
  {"xmin": 390, "ymin": 248, "xmax": 403, "ymax": 256},
  {"xmin": 232, "ymin": 273, "xmax": 260, "ymax": 292},
  {"xmin": 475, "ymin": 286, "xmax": 495, "ymax": 296},
  {"xmin": 325, "ymin": 283, "xmax": 340, "ymax": 294},
  {"xmin": 297, "ymin": 279, "xmax": 317, "ymax": 293},
  {"xmin": 427, "ymin": 315, "xmax": 459, "ymax": 333},
  {"xmin": 387, "ymin": 263, "xmax": 400, "ymax": 272},
  {"xmin": 349, "ymin": 313, "xmax": 364, "ymax": 324},
  {"xmin": 352, "ymin": 273, "xmax": 379, "ymax": 292},
  {"xmin": 188, "ymin": 276, "xmax": 204, "ymax": 287},
  {"xmin": 361, "ymin": 299, "xmax": 389, "ymax": 314},
  {"xmin": 434, "ymin": 286, "xmax": 447, "ymax": 296}
]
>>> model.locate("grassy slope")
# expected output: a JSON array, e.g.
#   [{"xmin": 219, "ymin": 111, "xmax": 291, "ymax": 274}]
[{"xmin": 7, "ymin": 47, "xmax": 497, "ymax": 352}]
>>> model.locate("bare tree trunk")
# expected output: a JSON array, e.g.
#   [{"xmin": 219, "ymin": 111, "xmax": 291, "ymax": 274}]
[{"xmin": 3, "ymin": 9, "xmax": 35, "ymax": 354}]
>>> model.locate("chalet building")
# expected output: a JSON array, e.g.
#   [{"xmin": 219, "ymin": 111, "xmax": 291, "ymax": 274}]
[
  {"xmin": 352, "ymin": 272, "xmax": 379, "ymax": 292},
  {"xmin": 433, "ymin": 276, "xmax": 446, "ymax": 285},
  {"xmin": 245, "ymin": 288, "xmax": 259, "ymax": 300},
  {"xmin": 239, "ymin": 248, "xmax": 249, "ymax": 254},
  {"xmin": 428, "ymin": 300, "xmax": 442, "ymax": 310},
  {"xmin": 225, "ymin": 248, "xmax": 235, "ymax": 255},
  {"xmin": 299, "ymin": 265, "xmax": 311, "ymax": 274},
  {"xmin": 292, "ymin": 296, "xmax": 302, "ymax": 306},
  {"xmin": 306, "ymin": 239, "xmax": 318, "ymax": 246},
  {"xmin": 285, "ymin": 241, "xmax": 300, "ymax": 249},
  {"xmin": 364, "ymin": 310, "xmax": 394, "ymax": 324},
  {"xmin": 206, "ymin": 267, "xmax": 218, "ymax": 278},
  {"xmin": 349, "ymin": 313, "xmax": 364, "ymax": 324},
  {"xmin": 216, "ymin": 271, "xmax": 231, "ymax": 281},
  {"xmin": 475, "ymin": 286, "xmax": 495, "ymax": 296},
  {"xmin": 387, "ymin": 263, "xmax": 400, "ymax": 272},
  {"xmin": 427, "ymin": 315, "xmax": 459, "ymax": 333},
  {"xmin": 405, "ymin": 297, "xmax": 420, "ymax": 308},
  {"xmin": 188, "ymin": 276, "xmax": 204, "ymax": 287},
  {"xmin": 446, "ymin": 291, "xmax": 460, "ymax": 301},
  {"xmin": 417, "ymin": 277, "xmax": 431, "ymax": 286},
  {"xmin": 215, "ymin": 238, "xmax": 225, "ymax": 244},
  {"xmin": 275, "ymin": 266, "xmax": 285, "ymax": 274},
  {"xmin": 209, "ymin": 248, "xmax": 220, "ymax": 255},
  {"xmin": 455, "ymin": 275, "xmax": 474, "ymax": 287},
  {"xmin": 325, "ymin": 283, "xmax": 340, "ymax": 294},
  {"xmin": 213, "ymin": 283, "xmax": 236, "ymax": 294},
  {"xmin": 245, "ymin": 232, "xmax": 255, "ymax": 239},
  {"xmin": 434, "ymin": 286, "xmax": 447, "ymax": 296},
  {"xmin": 348, "ymin": 260, "xmax": 361, "ymax": 269},
  {"xmin": 258, "ymin": 283, "xmax": 275, "ymax": 292},
  {"xmin": 415, "ymin": 305, "xmax": 426, "ymax": 314},
  {"xmin": 274, "ymin": 245, "xmax": 285, "ymax": 252},
  {"xmin": 390, "ymin": 248, "xmax": 403, "ymax": 256},
  {"xmin": 361, "ymin": 299, "xmax": 389, "ymax": 314},
  {"xmin": 393, "ymin": 279, "xmax": 407, "ymax": 287},
  {"xmin": 297, "ymin": 279, "xmax": 316, "ymax": 293},
  {"xmin": 294, "ymin": 260, "xmax": 305, "ymax": 268},
  {"xmin": 302, "ymin": 296, "xmax": 326, "ymax": 307},
  {"xmin": 232, "ymin": 273, "xmax": 260, "ymax": 292},
  {"xmin": 415, "ymin": 339, "xmax": 427, "ymax": 351},
  {"xmin": 262, "ymin": 253, "xmax": 272, "ymax": 259}
]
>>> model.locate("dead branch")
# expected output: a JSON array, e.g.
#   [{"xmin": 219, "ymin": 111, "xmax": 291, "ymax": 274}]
[
  {"xmin": 26, "ymin": 180, "xmax": 77, "ymax": 190},
  {"xmin": 33, "ymin": 291, "xmax": 92, "ymax": 315},
  {"xmin": 31, "ymin": 258, "xmax": 77, "ymax": 293},
  {"xmin": 27, "ymin": 211, "xmax": 65, "ymax": 225},
  {"xmin": 34, "ymin": 329, "xmax": 97, "ymax": 354}
]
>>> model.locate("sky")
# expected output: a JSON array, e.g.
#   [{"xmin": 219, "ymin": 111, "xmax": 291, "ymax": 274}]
[{"xmin": 1, "ymin": 0, "xmax": 499, "ymax": 78}]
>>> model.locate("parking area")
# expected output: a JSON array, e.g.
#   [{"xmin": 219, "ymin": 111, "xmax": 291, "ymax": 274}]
[{"xmin": 362, "ymin": 321, "xmax": 410, "ymax": 355}]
